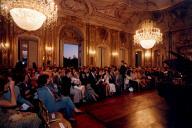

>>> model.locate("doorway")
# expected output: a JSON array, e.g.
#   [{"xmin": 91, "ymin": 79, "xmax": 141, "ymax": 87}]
[
  {"xmin": 18, "ymin": 37, "xmax": 38, "ymax": 68},
  {"xmin": 135, "ymin": 51, "xmax": 142, "ymax": 67},
  {"xmin": 97, "ymin": 46, "xmax": 110, "ymax": 67},
  {"xmin": 154, "ymin": 50, "xmax": 161, "ymax": 67},
  {"xmin": 59, "ymin": 25, "xmax": 84, "ymax": 67},
  {"xmin": 63, "ymin": 44, "xmax": 79, "ymax": 68},
  {"xmin": 120, "ymin": 48, "xmax": 126, "ymax": 65},
  {"xmin": 98, "ymin": 47, "xmax": 105, "ymax": 67}
]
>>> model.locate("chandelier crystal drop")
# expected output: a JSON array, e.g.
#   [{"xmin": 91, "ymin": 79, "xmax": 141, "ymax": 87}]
[
  {"xmin": 1, "ymin": 0, "xmax": 57, "ymax": 31},
  {"xmin": 134, "ymin": 20, "xmax": 162, "ymax": 49}
]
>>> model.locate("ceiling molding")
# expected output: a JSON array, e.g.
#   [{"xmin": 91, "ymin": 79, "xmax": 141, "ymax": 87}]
[{"xmin": 56, "ymin": 0, "xmax": 185, "ymax": 32}]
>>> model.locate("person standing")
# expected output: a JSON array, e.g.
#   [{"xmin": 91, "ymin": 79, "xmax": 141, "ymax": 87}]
[{"xmin": 119, "ymin": 61, "xmax": 127, "ymax": 94}]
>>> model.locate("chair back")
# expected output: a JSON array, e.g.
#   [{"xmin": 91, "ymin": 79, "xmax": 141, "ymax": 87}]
[{"xmin": 38, "ymin": 100, "xmax": 50, "ymax": 128}]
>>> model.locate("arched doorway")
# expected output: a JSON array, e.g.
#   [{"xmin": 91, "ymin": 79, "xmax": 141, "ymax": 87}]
[
  {"xmin": 18, "ymin": 36, "xmax": 39, "ymax": 68},
  {"xmin": 59, "ymin": 25, "xmax": 83, "ymax": 67}
]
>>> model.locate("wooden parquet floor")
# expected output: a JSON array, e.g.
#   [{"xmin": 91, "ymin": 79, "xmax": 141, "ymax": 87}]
[{"xmin": 74, "ymin": 90, "xmax": 192, "ymax": 128}]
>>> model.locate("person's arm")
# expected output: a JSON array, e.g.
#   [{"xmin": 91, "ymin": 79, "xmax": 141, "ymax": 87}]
[{"xmin": 0, "ymin": 81, "xmax": 17, "ymax": 107}]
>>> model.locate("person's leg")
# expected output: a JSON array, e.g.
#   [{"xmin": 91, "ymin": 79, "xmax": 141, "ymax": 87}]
[
  {"xmin": 72, "ymin": 88, "xmax": 82, "ymax": 103},
  {"xmin": 105, "ymin": 84, "xmax": 110, "ymax": 96},
  {"xmin": 120, "ymin": 74, "xmax": 124, "ymax": 93},
  {"xmin": 61, "ymin": 96, "xmax": 75, "ymax": 109},
  {"xmin": 56, "ymin": 97, "xmax": 74, "ymax": 119},
  {"xmin": 86, "ymin": 84, "xmax": 99, "ymax": 101},
  {"xmin": 79, "ymin": 85, "xmax": 86, "ymax": 98},
  {"xmin": 122, "ymin": 75, "xmax": 125, "ymax": 91},
  {"xmin": 91, "ymin": 94, "xmax": 97, "ymax": 101},
  {"xmin": 109, "ymin": 83, "xmax": 116, "ymax": 94},
  {"xmin": 62, "ymin": 96, "xmax": 82, "ymax": 111}
]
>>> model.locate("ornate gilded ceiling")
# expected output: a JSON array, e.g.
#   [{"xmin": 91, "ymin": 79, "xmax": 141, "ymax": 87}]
[{"xmin": 56, "ymin": 0, "xmax": 184, "ymax": 32}]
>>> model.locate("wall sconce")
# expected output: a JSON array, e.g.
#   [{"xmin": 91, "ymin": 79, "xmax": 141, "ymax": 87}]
[
  {"xmin": 45, "ymin": 46, "xmax": 53, "ymax": 54},
  {"xmin": 89, "ymin": 49, "xmax": 96, "ymax": 56},
  {"xmin": 42, "ymin": 56, "xmax": 45, "ymax": 61},
  {"xmin": 45, "ymin": 46, "xmax": 53, "ymax": 62},
  {"xmin": 89, "ymin": 49, "xmax": 95, "ymax": 65},
  {"xmin": 112, "ymin": 52, "xmax": 118, "ymax": 57},
  {"xmin": 0, "ymin": 42, "xmax": 9, "ymax": 64},
  {"xmin": 0, "ymin": 42, "xmax": 9, "ymax": 50},
  {"xmin": 145, "ymin": 50, "xmax": 151, "ymax": 58}
]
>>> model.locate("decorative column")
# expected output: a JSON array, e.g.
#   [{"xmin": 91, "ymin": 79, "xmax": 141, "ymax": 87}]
[
  {"xmin": 87, "ymin": 24, "xmax": 96, "ymax": 66},
  {"xmin": 44, "ymin": 24, "xmax": 55, "ymax": 66},
  {"xmin": 0, "ymin": 17, "xmax": 7, "ymax": 66},
  {"xmin": 110, "ymin": 30, "xmax": 118, "ymax": 66}
]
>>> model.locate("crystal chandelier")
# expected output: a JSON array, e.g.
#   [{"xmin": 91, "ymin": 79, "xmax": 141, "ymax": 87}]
[
  {"xmin": 134, "ymin": 20, "xmax": 162, "ymax": 49},
  {"xmin": 1, "ymin": 0, "xmax": 57, "ymax": 31}
]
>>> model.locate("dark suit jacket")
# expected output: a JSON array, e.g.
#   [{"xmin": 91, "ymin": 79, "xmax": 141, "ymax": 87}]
[
  {"xmin": 120, "ymin": 65, "xmax": 127, "ymax": 77},
  {"xmin": 88, "ymin": 72, "xmax": 99, "ymax": 92},
  {"xmin": 79, "ymin": 71, "xmax": 88, "ymax": 86},
  {"xmin": 60, "ymin": 76, "xmax": 71, "ymax": 96}
]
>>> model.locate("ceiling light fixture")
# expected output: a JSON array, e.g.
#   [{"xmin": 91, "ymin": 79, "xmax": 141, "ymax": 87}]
[
  {"xmin": 134, "ymin": 20, "xmax": 162, "ymax": 49},
  {"xmin": 1, "ymin": 0, "xmax": 57, "ymax": 31}
]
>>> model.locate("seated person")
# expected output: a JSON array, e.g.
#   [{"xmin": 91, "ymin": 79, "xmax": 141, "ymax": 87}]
[
  {"xmin": 0, "ymin": 73, "xmax": 41, "ymax": 128},
  {"xmin": 0, "ymin": 75, "xmax": 16, "ymax": 107},
  {"xmin": 3, "ymin": 75, "xmax": 34, "ymax": 109},
  {"xmin": 3, "ymin": 77, "xmax": 33, "ymax": 108},
  {"xmin": 37, "ymin": 74, "xmax": 82, "ymax": 122},
  {"xmin": 15, "ymin": 73, "xmax": 35, "ymax": 102},
  {"xmin": 104, "ymin": 71, "xmax": 116, "ymax": 95},
  {"xmin": 70, "ymin": 71, "xmax": 85, "ymax": 103}
]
